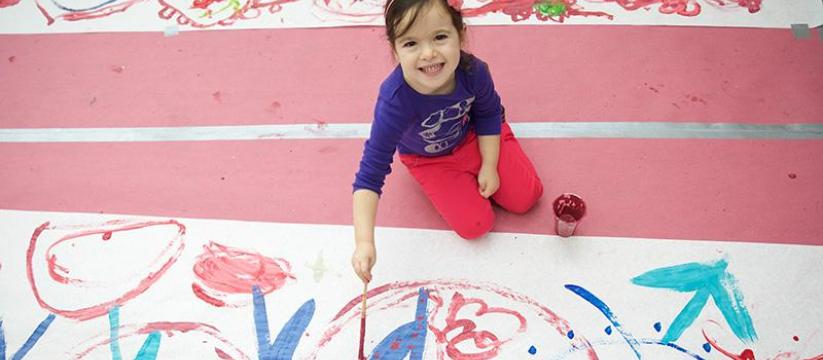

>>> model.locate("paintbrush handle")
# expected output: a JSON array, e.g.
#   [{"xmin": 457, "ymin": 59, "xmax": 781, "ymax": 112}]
[
  {"xmin": 362, "ymin": 282, "xmax": 368, "ymax": 314},
  {"xmin": 358, "ymin": 282, "xmax": 368, "ymax": 360}
]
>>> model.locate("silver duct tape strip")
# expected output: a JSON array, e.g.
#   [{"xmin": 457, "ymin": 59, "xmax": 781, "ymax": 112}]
[
  {"xmin": 0, "ymin": 124, "xmax": 370, "ymax": 143},
  {"xmin": 511, "ymin": 122, "xmax": 823, "ymax": 139},
  {"xmin": 1, "ymin": 122, "xmax": 822, "ymax": 143},
  {"xmin": 792, "ymin": 23, "xmax": 811, "ymax": 38}
]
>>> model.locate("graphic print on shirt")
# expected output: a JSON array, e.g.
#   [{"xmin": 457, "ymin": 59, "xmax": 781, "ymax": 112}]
[{"xmin": 418, "ymin": 97, "xmax": 475, "ymax": 154}]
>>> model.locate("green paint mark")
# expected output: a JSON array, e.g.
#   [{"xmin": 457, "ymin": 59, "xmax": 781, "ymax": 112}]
[{"xmin": 535, "ymin": 0, "xmax": 566, "ymax": 16}]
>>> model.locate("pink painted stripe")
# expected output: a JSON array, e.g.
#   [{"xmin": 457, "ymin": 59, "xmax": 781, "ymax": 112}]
[
  {"xmin": 1, "ymin": 26, "xmax": 821, "ymax": 129},
  {"xmin": 1, "ymin": 139, "xmax": 820, "ymax": 245}
]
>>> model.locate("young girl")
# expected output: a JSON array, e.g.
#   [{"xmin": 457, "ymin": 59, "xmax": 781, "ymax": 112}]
[{"xmin": 351, "ymin": 0, "xmax": 544, "ymax": 283}]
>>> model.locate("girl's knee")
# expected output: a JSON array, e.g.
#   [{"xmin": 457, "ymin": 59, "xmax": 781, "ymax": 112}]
[
  {"xmin": 506, "ymin": 180, "xmax": 544, "ymax": 214},
  {"xmin": 453, "ymin": 211, "xmax": 494, "ymax": 240}
]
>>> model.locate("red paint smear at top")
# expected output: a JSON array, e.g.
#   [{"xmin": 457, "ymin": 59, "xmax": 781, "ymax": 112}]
[
  {"xmin": 192, "ymin": 241, "xmax": 295, "ymax": 301},
  {"xmin": 452, "ymin": 0, "xmax": 612, "ymax": 23}
]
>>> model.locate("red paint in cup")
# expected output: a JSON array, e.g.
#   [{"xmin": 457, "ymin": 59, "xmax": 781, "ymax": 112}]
[{"xmin": 553, "ymin": 193, "xmax": 586, "ymax": 237}]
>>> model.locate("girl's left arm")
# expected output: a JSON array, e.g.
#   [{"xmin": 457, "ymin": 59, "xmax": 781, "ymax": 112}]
[{"xmin": 477, "ymin": 134, "xmax": 501, "ymax": 198}]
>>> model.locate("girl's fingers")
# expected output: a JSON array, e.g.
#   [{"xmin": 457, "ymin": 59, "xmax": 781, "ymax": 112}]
[
  {"xmin": 353, "ymin": 258, "xmax": 372, "ymax": 283},
  {"xmin": 353, "ymin": 258, "xmax": 364, "ymax": 281},
  {"xmin": 362, "ymin": 260, "xmax": 372, "ymax": 282}
]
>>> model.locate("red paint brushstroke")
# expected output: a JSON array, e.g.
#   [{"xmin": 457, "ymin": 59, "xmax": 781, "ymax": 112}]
[
  {"xmin": 34, "ymin": 0, "xmax": 144, "ymax": 24},
  {"xmin": 191, "ymin": 241, "xmax": 295, "ymax": 307},
  {"xmin": 703, "ymin": 321, "xmax": 823, "ymax": 360},
  {"xmin": 73, "ymin": 322, "xmax": 249, "ymax": 359},
  {"xmin": 157, "ymin": 0, "xmax": 298, "ymax": 29},
  {"xmin": 35, "ymin": 1, "xmax": 56, "ymax": 25},
  {"xmin": 26, "ymin": 220, "xmax": 186, "ymax": 320},
  {"xmin": 707, "ymin": 0, "xmax": 760, "ymax": 13},
  {"xmin": 191, "ymin": 0, "xmax": 219, "ymax": 9},
  {"xmin": 596, "ymin": 0, "xmax": 761, "ymax": 17},
  {"xmin": 192, "ymin": 283, "xmax": 227, "ymax": 307},
  {"xmin": 215, "ymin": 347, "xmax": 234, "ymax": 359},
  {"xmin": 308, "ymin": 279, "xmax": 599, "ymax": 360},
  {"xmin": 358, "ymin": 315, "xmax": 367, "ymax": 360},
  {"xmin": 702, "ymin": 324, "xmax": 754, "ymax": 360},
  {"xmin": 453, "ymin": 0, "xmax": 612, "ymax": 23},
  {"xmin": 598, "ymin": 0, "xmax": 701, "ymax": 16},
  {"xmin": 0, "ymin": 0, "xmax": 21, "ymax": 8},
  {"xmin": 428, "ymin": 292, "xmax": 527, "ymax": 360},
  {"xmin": 313, "ymin": 0, "xmax": 611, "ymax": 24}
]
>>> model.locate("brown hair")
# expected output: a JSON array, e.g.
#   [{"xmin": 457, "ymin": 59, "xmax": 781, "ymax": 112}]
[{"xmin": 384, "ymin": 0, "xmax": 474, "ymax": 70}]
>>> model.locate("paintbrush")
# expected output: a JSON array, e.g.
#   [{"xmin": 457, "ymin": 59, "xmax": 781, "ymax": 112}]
[{"xmin": 358, "ymin": 282, "xmax": 368, "ymax": 360}]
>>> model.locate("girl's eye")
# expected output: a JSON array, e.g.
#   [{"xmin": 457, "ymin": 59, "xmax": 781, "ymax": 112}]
[
  {"xmin": 435, "ymin": 34, "xmax": 448, "ymax": 41},
  {"xmin": 402, "ymin": 41, "xmax": 417, "ymax": 48}
]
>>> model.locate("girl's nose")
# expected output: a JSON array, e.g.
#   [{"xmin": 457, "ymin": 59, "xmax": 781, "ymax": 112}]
[{"xmin": 421, "ymin": 44, "xmax": 437, "ymax": 60}]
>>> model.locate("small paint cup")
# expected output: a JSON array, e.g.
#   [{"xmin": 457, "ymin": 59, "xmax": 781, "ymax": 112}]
[{"xmin": 553, "ymin": 193, "xmax": 586, "ymax": 237}]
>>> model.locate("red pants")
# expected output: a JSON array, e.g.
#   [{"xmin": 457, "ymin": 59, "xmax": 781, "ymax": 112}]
[{"xmin": 399, "ymin": 122, "xmax": 543, "ymax": 239}]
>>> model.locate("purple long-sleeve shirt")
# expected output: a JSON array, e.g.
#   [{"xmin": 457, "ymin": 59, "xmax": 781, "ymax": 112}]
[{"xmin": 353, "ymin": 54, "xmax": 503, "ymax": 195}]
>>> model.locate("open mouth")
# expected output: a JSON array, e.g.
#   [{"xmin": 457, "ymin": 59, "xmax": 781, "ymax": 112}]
[{"xmin": 419, "ymin": 63, "xmax": 444, "ymax": 76}]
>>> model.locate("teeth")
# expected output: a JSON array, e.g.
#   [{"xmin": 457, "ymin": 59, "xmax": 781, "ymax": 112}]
[{"xmin": 422, "ymin": 64, "xmax": 442, "ymax": 73}]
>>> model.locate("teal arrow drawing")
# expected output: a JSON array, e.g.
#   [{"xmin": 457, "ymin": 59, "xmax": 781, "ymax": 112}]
[{"xmin": 631, "ymin": 259, "xmax": 757, "ymax": 344}]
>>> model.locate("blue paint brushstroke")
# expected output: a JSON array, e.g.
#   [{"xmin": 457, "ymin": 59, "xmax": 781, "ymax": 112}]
[
  {"xmin": 552, "ymin": 337, "xmax": 707, "ymax": 360},
  {"xmin": 631, "ymin": 259, "xmax": 757, "ymax": 343},
  {"xmin": 109, "ymin": 307, "xmax": 123, "ymax": 360},
  {"xmin": 49, "ymin": 0, "xmax": 119, "ymax": 12},
  {"xmin": 107, "ymin": 306, "xmax": 161, "ymax": 360},
  {"xmin": 1, "ymin": 319, "xmax": 6, "ymax": 360},
  {"xmin": 270, "ymin": 299, "xmax": 315, "ymax": 359},
  {"xmin": 653, "ymin": 322, "xmax": 662, "ymax": 332},
  {"xmin": 1, "ymin": 314, "xmax": 56, "ymax": 360},
  {"xmin": 604, "ymin": 326, "xmax": 612, "ymax": 335},
  {"xmin": 134, "ymin": 332, "xmax": 161, "ymax": 360},
  {"xmin": 370, "ymin": 288, "xmax": 429, "ymax": 360},
  {"xmin": 650, "ymin": 339, "xmax": 707, "ymax": 359},
  {"xmin": 252, "ymin": 285, "xmax": 315, "ymax": 360},
  {"xmin": 565, "ymin": 284, "xmax": 642, "ymax": 359},
  {"xmin": 528, "ymin": 345, "xmax": 537, "ymax": 354}
]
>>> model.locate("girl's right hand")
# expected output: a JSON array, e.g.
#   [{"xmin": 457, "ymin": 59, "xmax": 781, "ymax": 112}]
[{"xmin": 352, "ymin": 242, "xmax": 376, "ymax": 283}]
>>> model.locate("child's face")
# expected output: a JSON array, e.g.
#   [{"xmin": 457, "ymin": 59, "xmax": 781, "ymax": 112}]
[{"xmin": 392, "ymin": 1, "xmax": 462, "ymax": 95}]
